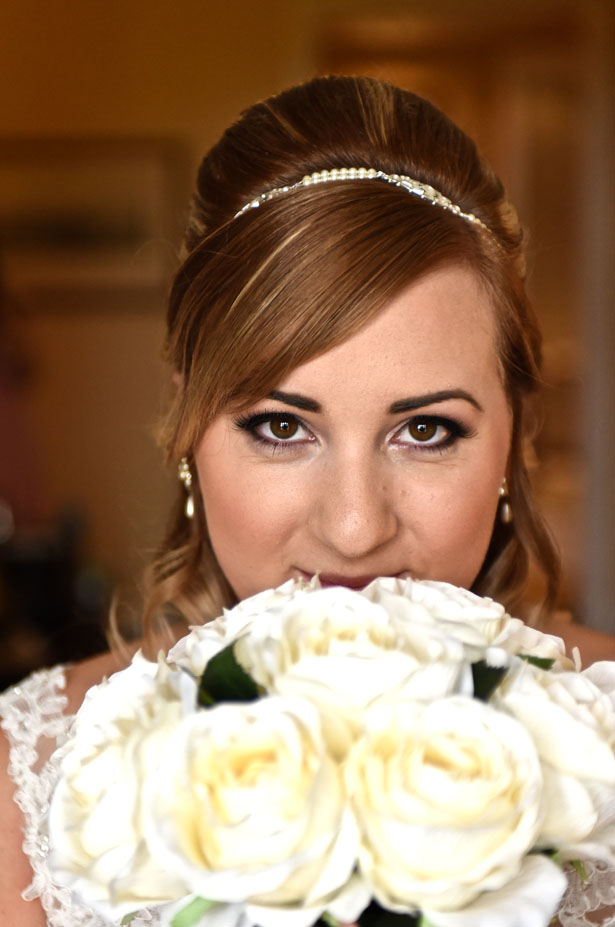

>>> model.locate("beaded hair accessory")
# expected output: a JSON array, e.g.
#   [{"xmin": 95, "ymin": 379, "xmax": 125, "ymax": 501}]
[{"xmin": 234, "ymin": 167, "xmax": 489, "ymax": 232}]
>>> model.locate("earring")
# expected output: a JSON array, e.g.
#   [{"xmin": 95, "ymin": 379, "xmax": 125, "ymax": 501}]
[
  {"xmin": 178, "ymin": 456, "xmax": 194, "ymax": 519},
  {"xmin": 499, "ymin": 477, "xmax": 513, "ymax": 524}
]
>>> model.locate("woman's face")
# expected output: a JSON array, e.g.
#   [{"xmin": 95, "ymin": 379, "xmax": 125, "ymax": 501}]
[{"xmin": 194, "ymin": 265, "xmax": 512, "ymax": 600}]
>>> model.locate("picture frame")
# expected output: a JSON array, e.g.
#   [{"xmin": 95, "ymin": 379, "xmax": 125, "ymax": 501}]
[{"xmin": 0, "ymin": 138, "xmax": 188, "ymax": 310}]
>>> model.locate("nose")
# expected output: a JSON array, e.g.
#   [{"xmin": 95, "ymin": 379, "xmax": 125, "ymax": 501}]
[{"xmin": 309, "ymin": 455, "xmax": 399, "ymax": 560}]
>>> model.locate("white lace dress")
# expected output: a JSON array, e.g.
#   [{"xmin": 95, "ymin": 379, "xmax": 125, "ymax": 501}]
[{"xmin": 1, "ymin": 666, "xmax": 613, "ymax": 927}]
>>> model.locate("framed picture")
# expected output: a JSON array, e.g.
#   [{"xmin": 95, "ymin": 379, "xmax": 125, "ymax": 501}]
[{"xmin": 0, "ymin": 138, "xmax": 188, "ymax": 309}]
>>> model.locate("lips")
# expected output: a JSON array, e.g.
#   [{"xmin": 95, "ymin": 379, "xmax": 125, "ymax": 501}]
[{"xmin": 318, "ymin": 574, "xmax": 379, "ymax": 589}]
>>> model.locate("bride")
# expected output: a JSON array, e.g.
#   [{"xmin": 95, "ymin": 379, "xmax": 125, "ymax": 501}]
[{"xmin": 0, "ymin": 75, "xmax": 612, "ymax": 927}]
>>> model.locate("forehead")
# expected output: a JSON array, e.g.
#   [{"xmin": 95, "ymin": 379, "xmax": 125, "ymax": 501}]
[{"xmin": 279, "ymin": 264, "xmax": 501, "ymax": 402}]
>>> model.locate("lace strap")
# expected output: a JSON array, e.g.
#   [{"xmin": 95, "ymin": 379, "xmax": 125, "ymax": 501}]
[
  {"xmin": 558, "ymin": 861, "xmax": 615, "ymax": 927},
  {"xmin": 0, "ymin": 667, "xmax": 104, "ymax": 924},
  {"xmin": 0, "ymin": 667, "xmax": 161, "ymax": 926}
]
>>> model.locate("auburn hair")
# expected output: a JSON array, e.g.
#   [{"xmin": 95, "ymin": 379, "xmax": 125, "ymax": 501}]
[{"xmin": 140, "ymin": 75, "xmax": 558, "ymax": 647}]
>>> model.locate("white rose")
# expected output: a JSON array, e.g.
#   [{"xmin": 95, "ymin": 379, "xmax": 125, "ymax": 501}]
[
  {"xmin": 489, "ymin": 621, "xmax": 572, "ymax": 669},
  {"xmin": 168, "ymin": 615, "xmax": 232, "ymax": 677},
  {"xmin": 363, "ymin": 576, "xmax": 507, "ymax": 626},
  {"xmin": 495, "ymin": 660, "xmax": 615, "ymax": 861},
  {"xmin": 169, "ymin": 578, "xmax": 316, "ymax": 676},
  {"xmin": 234, "ymin": 585, "xmax": 469, "ymax": 758},
  {"xmin": 363, "ymin": 577, "xmax": 510, "ymax": 666},
  {"xmin": 576, "ymin": 662, "xmax": 615, "ymax": 745},
  {"xmin": 364, "ymin": 577, "xmax": 572, "ymax": 669},
  {"xmin": 345, "ymin": 696, "xmax": 545, "ymax": 914},
  {"xmin": 47, "ymin": 654, "xmax": 195, "ymax": 921},
  {"xmin": 144, "ymin": 696, "xmax": 358, "ymax": 927},
  {"xmin": 541, "ymin": 661, "xmax": 615, "ymax": 746},
  {"xmin": 224, "ymin": 575, "xmax": 320, "ymax": 622}
]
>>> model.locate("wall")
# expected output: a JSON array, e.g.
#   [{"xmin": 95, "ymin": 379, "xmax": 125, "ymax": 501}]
[{"xmin": 1, "ymin": 0, "xmax": 316, "ymax": 604}]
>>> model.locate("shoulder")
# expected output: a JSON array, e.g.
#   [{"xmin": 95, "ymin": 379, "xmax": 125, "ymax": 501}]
[{"xmin": 0, "ymin": 649, "xmax": 127, "ymax": 924}]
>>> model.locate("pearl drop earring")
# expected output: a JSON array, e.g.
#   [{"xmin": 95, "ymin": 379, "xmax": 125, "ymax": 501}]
[
  {"xmin": 499, "ymin": 477, "xmax": 513, "ymax": 524},
  {"xmin": 178, "ymin": 457, "xmax": 194, "ymax": 519}
]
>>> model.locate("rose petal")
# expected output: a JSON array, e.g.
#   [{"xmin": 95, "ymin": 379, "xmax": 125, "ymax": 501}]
[{"xmin": 421, "ymin": 855, "xmax": 567, "ymax": 927}]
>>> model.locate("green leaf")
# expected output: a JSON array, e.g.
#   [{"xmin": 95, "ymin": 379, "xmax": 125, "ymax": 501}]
[
  {"xmin": 319, "ymin": 915, "xmax": 350, "ymax": 927},
  {"xmin": 317, "ymin": 902, "xmax": 420, "ymax": 927},
  {"xmin": 170, "ymin": 896, "xmax": 217, "ymax": 927},
  {"xmin": 120, "ymin": 915, "xmax": 139, "ymax": 926},
  {"xmin": 519, "ymin": 654, "xmax": 555, "ymax": 670},
  {"xmin": 471, "ymin": 660, "xmax": 508, "ymax": 701},
  {"xmin": 570, "ymin": 858, "xmax": 589, "ymax": 881},
  {"xmin": 539, "ymin": 847, "xmax": 564, "ymax": 867},
  {"xmin": 198, "ymin": 641, "xmax": 260, "ymax": 707},
  {"xmin": 356, "ymin": 900, "xmax": 420, "ymax": 925}
]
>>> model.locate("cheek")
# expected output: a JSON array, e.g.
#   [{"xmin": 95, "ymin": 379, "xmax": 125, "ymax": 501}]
[
  {"xmin": 206, "ymin": 485, "xmax": 291, "ymax": 549},
  {"xmin": 196, "ymin": 455, "xmax": 302, "ymax": 597},
  {"xmin": 411, "ymin": 459, "xmax": 506, "ymax": 587},
  {"xmin": 441, "ymin": 489, "xmax": 500, "ymax": 585}
]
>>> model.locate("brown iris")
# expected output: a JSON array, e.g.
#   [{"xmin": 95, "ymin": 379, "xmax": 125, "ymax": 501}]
[
  {"xmin": 409, "ymin": 420, "xmax": 438, "ymax": 442},
  {"xmin": 269, "ymin": 416, "xmax": 299, "ymax": 440}
]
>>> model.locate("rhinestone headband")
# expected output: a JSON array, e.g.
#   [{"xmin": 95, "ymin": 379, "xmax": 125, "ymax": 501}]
[{"xmin": 234, "ymin": 167, "xmax": 489, "ymax": 232}]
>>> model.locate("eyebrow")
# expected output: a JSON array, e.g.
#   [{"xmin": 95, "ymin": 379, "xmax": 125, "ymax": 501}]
[
  {"xmin": 268, "ymin": 390, "xmax": 322, "ymax": 412},
  {"xmin": 268, "ymin": 388, "xmax": 483, "ymax": 415},
  {"xmin": 389, "ymin": 390, "xmax": 484, "ymax": 414}
]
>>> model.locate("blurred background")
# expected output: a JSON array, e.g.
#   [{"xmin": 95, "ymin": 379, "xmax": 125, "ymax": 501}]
[{"xmin": 0, "ymin": 0, "xmax": 613, "ymax": 687}]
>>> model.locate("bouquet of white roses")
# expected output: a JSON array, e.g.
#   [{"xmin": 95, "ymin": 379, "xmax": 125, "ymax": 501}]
[{"xmin": 46, "ymin": 577, "xmax": 615, "ymax": 927}]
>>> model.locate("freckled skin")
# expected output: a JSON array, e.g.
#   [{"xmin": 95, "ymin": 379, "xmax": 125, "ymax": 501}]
[{"xmin": 195, "ymin": 265, "xmax": 512, "ymax": 600}]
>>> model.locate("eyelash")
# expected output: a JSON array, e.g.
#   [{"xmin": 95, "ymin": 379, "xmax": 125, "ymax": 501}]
[
  {"xmin": 233, "ymin": 410, "xmax": 473, "ymax": 455},
  {"xmin": 392, "ymin": 416, "xmax": 473, "ymax": 453},
  {"xmin": 234, "ymin": 411, "xmax": 314, "ymax": 451}
]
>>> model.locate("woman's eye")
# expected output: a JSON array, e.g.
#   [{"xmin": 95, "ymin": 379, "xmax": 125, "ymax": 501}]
[
  {"xmin": 234, "ymin": 411, "xmax": 312, "ymax": 447},
  {"xmin": 394, "ymin": 416, "xmax": 462, "ymax": 450},
  {"xmin": 408, "ymin": 420, "xmax": 440, "ymax": 442},
  {"xmin": 261, "ymin": 415, "xmax": 303, "ymax": 441}
]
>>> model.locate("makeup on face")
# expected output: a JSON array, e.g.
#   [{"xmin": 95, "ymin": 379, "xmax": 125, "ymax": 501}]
[{"xmin": 195, "ymin": 265, "xmax": 512, "ymax": 600}]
